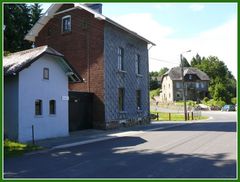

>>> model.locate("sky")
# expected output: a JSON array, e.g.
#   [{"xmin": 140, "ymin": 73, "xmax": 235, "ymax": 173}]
[{"xmin": 40, "ymin": 3, "xmax": 237, "ymax": 78}]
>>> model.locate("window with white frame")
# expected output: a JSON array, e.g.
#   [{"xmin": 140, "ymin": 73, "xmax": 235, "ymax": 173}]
[
  {"xmin": 117, "ymin": 47, "xmax": 124, "ymax": 71},
  {"xmin": 62, "ymin": 15, "xmax": 71, "ymax": 33},
  {"xmin": 135, "ymin": 54, "xmax": 140, "ymax": 74},
  {"xmin": 196, "ymin": 82, "xmax": 200, "ymax": 88}
]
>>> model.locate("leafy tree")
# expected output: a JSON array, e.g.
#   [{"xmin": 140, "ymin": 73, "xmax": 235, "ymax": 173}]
[
  {"xmin": 190, "ymin": 54, "xmax": 236, "ymax": 103},
  {"xmin": 149, "ymin": 67, "xmax": 169, "ymax": 90}
]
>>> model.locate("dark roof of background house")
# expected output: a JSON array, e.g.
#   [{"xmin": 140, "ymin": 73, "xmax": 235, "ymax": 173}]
[
  {"xmin": 3, "ymin": 46, "xmax": 82, "ymax": 82},
  {"xmin": 163, "ymin": 67, "xmax": 210, "ymax": 81}
]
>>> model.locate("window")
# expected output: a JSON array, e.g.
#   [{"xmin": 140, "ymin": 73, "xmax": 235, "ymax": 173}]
[
  {"xmin": 62, "ymin": 15, "xmax": 71, "ymax": 33},
  {"xmin": 176, "ymin": 82, "xmax": 181, "ymax": 89},
  {"xmin": 135, "ymin": 54, "xmax": 140, "ymax": 74},
  {"xmin": 136, "ymin": 90, "xmax": 141, "ymax": 110},
  {"xmin": 43, "ymin": 68, "xmax": 49, "ymax": 80},
  {"xmin": 201, "ymin": 82, "xmax": 205, "ymax": 88},
  {"xmin": 49, "ymin": 100, "xmax": 56, "ymax": 115},
  {"xmin": 169, "ymin": 93, "xmax": 171, "ymax": 98},
  {"xmin": 118, "ymin": 88, "xmax": 125, "ymax": 111},
  {"xmin": 117, "ymin": 47, "xmax": 124, "ymax": 71},
  {"xmin": 35, "ymin": 100, "xmax": 42, "ymax": 115},
  {"xmin": 189, "ymin": 75, "xmax": 192, "ymax": 80},
  {"xmin": 196, "ymin": 82, "xmax": 199, "ymax": 88}
]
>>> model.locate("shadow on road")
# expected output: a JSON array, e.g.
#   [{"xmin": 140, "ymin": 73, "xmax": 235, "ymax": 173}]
[
  {"xmin": 4, "ymin": 135, "xmax": 236, "ymax": 178},
  {"xmin": 155, "ymin": 122, "xmax": 236, "ymax": 133}
]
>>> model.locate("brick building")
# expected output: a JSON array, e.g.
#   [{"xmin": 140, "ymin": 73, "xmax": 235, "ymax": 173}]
[{"xmin": 25, "ymin": 3, "xmax": 155, "ymax": 129}]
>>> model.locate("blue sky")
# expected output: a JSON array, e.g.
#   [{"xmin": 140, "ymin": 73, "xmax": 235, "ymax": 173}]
[{"xmin": 40, "ymin": 3, "xmax": 237, "ymax": 77}]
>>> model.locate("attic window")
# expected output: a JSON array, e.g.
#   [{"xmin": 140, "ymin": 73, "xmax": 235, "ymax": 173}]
[
  {"xmin": 43, "ymin": 68, "xmax": 49, "ymax": 80},
  {"xmin": 62, "ymin": 15, "xmax": 71, "ymax": 33}
]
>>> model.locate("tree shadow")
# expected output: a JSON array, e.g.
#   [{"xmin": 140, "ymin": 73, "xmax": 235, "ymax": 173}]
[{"xmin": 4, "ymin": 136, "xmax": 236, "ymax": 179}]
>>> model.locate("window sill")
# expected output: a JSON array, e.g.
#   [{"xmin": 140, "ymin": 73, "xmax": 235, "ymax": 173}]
[
  {"xmin": 117, "ymin": 70, "xmax": 127, "ymax": 74},
  {"xmin": 61, "ymin": 31, "xmax": 72, "ymax": 35},
  {"xmin": 35, "ymin": 115, "xmax": 43, "ymax": 118},
  {"xmin": 49, "ymin": 114, "xmax": 56, "ymax": 117},
  {"xmin": 136, "ymin": 74, "xmax": 143, "ymax": 77},
  {"xmin": 119, "ymin": 111, "xmax": 127, "ymax": 114}
]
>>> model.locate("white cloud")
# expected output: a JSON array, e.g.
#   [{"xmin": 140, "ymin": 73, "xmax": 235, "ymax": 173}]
[
  {"xmin": 111, "ymin": 13, "xmax": 237, "ymax": 78},
  {"xmin": 189, "ymin": 4, "xmax": 205, "ymax": 11},
  {"xmin": 111, "ymin": 13, "xmax": 174, "ymax": 42}
]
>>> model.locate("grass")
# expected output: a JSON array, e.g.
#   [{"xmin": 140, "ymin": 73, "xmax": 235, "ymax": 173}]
[
  {"xmin": 4, "ymin": 139, "xmax": 43, "ymax": 158},
  {"xmin": 151, "ymin": 111, "xmax": 209, "ymax": 121}
]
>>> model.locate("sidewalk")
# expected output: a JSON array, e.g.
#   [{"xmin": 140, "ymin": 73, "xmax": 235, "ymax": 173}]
[{"xmin": 34, "ymin": 121, "xmax": 191, "ymax": 150}]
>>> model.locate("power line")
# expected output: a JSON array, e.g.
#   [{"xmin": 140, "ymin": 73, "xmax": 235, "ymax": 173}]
[{"xmin": 150, "ymin": 57, "xmax": 179, "ymax": 65}]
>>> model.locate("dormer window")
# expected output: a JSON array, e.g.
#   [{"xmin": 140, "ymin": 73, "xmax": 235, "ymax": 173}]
[{"xmin": 62, "ymin": 15, "xmax": 71, "ymax": 33}]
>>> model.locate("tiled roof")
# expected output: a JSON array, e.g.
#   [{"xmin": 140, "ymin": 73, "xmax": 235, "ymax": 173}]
[{"xmin": 164, "ymin": 67, "xmax": 210, "ymax": 81}]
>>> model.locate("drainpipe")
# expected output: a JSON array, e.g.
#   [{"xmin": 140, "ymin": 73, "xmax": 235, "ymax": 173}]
[{"xmin": 86, "ymin": 19, "xmax": 90, "ymax": 92}]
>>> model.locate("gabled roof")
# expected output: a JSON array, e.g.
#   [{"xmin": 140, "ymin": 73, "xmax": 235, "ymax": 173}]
[
  {"xmin": 163, "ymin": 67, "xmax": 210, "ymax": 81},
  {"xmin": 3, "ymin": 46, "xmax": 82, "ymax": 82},
  {"xmin": 25, "ymin": 3, "xmax": 155, "ymax": 46}
]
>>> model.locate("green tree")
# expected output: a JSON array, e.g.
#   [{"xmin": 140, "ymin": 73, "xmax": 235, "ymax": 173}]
[
  {"xmin": 180, "ymin": 56, "xmax": 191, "ymax": 67},
  {"xmin": 190, "ymin": 55, "xmax": 236, "ymax": 103},
  {"xmin": 4, "ymin": 4, "xmax": 32, "ymax": 52},
  {"xmin": 149, "ymin": 67, "xmax": 169, "ymax": 90},
  {"xmin": 30, "ymin": 3, "xmax": 43, "ymax": 26}
]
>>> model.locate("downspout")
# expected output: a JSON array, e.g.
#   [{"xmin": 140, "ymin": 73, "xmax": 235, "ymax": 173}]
[{"xmin": 86, "ymin": 19, "xmax": 90, "ymax": 92}]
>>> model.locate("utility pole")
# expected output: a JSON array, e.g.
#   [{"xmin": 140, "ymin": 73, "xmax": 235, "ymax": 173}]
[
  {"xmin": 180, "ymin": 50, "xmax": 191, "ymax": 121},
  {"xmin": 180, "ymin": 53, "xmax": 188, "ymax": 121}
]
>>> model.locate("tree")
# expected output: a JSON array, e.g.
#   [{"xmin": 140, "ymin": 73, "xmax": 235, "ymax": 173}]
[
  {"xmin": 149, "ymin": 67, "xmax": 169, "ymax": 90},
  {"xmin": 4, "ymin": 3, "xmax": 43, "ymax": 53},
  {"xmin": 30, "ymin": 3, "xmax": 43, "ymax": 26},
  {"xmin": 180, "ymin": 56, "xmax": 191, "ymax": 67},
  {"xmin": 190, "ymin": 55, "xmax": 236, "ymax": 103},
  {"xmin": 4, "ymin": 4, "xmax": 32, "ymax": 52}
]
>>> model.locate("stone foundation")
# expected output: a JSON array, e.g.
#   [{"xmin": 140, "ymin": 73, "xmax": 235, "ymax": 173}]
[{"xmin": 104, "ymin": 116, "xmax": 151, "ymax": 130}]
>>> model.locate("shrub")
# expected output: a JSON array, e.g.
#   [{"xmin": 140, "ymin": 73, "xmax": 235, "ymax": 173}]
[
  {"xmin": 231, "ymin": 97, "xmax": 237, "ymax": 104},
  {"xmin": 203, "ymin": 97, "xmax": 209, "ymax": 103},
  {"xmin": 150, "ymin": 88, "xmax": 160, "ymax": 100}
]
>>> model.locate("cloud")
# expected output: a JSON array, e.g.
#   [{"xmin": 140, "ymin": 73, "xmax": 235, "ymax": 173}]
[
  {"xmin": 189, "ymin": 4, "xmax": 205, "ymax": 11},
  {"xmin": 110, "ymin": 13, "xmax": 237, "ymax": 78},
  {"xmin": 111, "ymin": 13, "xmax": 174, "ymax": 42}
]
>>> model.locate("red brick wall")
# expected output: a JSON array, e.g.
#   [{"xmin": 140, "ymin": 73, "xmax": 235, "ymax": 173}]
[{"xmin": 35, "ymin": 6, "xmax": 105, "ymax": 127}]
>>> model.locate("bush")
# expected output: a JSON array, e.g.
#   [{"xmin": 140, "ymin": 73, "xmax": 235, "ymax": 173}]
[
  {"xmin": 231, "ymin": 97, "xmax": 237, "ymax": 104},
  {"xmin": 150, "ymin": 88, "xmax": 160, "ymax": 100},
  {"xmin": 203, "ymin": 97, "xmax": 209, "ymax": 103}
]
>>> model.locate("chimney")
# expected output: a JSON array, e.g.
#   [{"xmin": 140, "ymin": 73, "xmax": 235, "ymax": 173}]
[{"xmin": 84, "ymin": 3, "xmax": 102, "ymax": 14}]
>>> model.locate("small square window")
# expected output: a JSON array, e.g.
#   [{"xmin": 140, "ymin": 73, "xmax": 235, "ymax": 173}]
[{"xmin": 43, "ymin": 68, "xmax": 49, "ymax": 80}]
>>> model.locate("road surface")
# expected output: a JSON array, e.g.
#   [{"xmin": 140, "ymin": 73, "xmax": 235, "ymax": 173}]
[{"xmin": 4, "ymin": 111, "xmax": 236, "ymax": 178}]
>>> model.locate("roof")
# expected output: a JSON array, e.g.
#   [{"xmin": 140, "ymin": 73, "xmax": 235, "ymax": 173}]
[
  {"xmin": 163, "ymin": 67, "xmax": 210, "ymax": 81},
  {"xmin": 25, "ymin": 3, "xmax": 155, "ymax": 46},
  {"xmin": 3, "ymin": 46, "xmax": 82, "ymax": 82}
]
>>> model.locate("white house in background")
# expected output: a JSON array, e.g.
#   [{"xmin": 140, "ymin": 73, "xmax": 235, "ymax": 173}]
[{"xmin": 4, "ymin": 46, "xmax": 81, "ymax": 142}]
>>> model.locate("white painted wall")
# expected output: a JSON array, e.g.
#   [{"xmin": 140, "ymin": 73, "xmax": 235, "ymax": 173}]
[{"xmin": 18, "ymin": 55, "xmax": 69, "ymax": 142}]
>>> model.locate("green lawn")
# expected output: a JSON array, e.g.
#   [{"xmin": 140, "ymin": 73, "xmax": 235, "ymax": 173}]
[
  {"xmin": 4, "ymin": 139, "xmax": 43, "ymax": 158},
  {"xmin": 151, "ymin": 111, "xmax": 208, "ymax": 121}
]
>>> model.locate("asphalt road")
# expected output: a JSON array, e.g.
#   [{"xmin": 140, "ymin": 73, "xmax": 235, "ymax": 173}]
[{"xmin": 4, "ymin": 111, "xmax": 236, "ymax": 179}]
